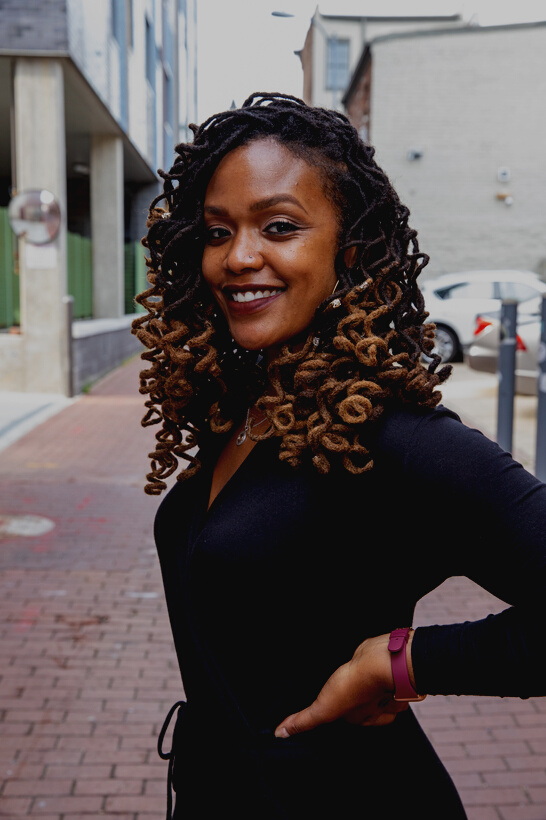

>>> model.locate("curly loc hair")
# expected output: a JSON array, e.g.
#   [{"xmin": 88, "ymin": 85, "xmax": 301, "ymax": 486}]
[{"xmin": 132, "ymin": 92, "xmax": 450, "ymax": 495}]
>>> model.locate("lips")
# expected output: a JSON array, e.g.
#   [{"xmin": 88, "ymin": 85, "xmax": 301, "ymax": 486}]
[
  {"xmin": 230, "ymin": 288, "xmax": 283, "ymax": 303},
  {"xmin": 221, "ymin": 285, "xmax": 285, "ymax": 314}
]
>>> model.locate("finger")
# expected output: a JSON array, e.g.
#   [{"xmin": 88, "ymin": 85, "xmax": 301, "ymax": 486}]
[{"xmin": 274, "ymin": 700, "xmax": 333, "ymax": 738}]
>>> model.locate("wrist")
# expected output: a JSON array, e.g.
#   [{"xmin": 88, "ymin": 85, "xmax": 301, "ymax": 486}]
[
  {"xmin": 351, "ymin": 633, "xmax": 393, "ymax": 691},
  {"xmin": 404, "ymin": 628, "xmax": 417, "ymax": 689},
  {"xmin": 388, "ymin": 627, "xmax": 426, "ymax": 702}
]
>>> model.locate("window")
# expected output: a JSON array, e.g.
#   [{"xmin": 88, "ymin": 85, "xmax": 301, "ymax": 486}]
[
  {"xmin": 435, "ymin": 282, "xmax": 494, "ymax": 300},
  {"xmin": 111, "ymin": 0, "xmax": 123, "ymax": 42},
  {"xmin": 127, "ymin": 0, "xmax": 133, "ymax": 49},
  {"xmin": 498, "ymin": 282, "xmax": 541, "ymax": 302},
  {"xmin": 146, "ymin": 18, "xmax": 155, "ymax": 87},
  {"xmin": 326, "ymin": 38, "xmax": 349, "ymax": 91}
]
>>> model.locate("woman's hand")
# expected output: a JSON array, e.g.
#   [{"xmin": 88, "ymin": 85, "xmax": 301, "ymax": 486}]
[{"xmin": 274, "ymin": 632, "xmax": 415, "ymax": 738}]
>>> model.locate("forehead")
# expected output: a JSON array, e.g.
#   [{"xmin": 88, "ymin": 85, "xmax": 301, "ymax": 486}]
[{"xmin": 204, "ymin": 138, "xmax": 332, "ymax": 207}]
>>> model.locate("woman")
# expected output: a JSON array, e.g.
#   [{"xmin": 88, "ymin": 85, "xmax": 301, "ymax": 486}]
[{"xmin": 132, "ymin": 93, "xmax": 546, "ymax": 819}]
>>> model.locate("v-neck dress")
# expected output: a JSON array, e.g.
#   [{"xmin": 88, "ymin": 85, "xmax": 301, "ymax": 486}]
[{"xmin": 153, "ymin": 405, "xmax": 546, "ymax": 818}]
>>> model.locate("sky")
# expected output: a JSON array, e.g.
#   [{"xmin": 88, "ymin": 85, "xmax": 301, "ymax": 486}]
[{"xmin": 196, "ymin": 0, "xmax": 546, "ymax": 122}]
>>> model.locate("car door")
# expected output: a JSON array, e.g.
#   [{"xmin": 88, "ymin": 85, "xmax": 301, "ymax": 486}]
[{"xmin": 431, "ymin": 280, "xmax": 499, "ymax": 347}]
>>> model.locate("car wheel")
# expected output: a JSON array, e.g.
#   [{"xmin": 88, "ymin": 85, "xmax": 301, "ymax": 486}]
[{"xmin": 430, "ymin": 325, "xmax": 460, "ymax": 363}]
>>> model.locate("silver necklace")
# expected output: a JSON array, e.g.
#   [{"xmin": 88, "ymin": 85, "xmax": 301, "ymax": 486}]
[{"xmin": 236, "ymin": 408, "xmax": 269, "ymax": 446}]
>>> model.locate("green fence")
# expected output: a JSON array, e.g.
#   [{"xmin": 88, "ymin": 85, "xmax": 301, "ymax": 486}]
[
  {"xmin": 125, "ymin": 240, "xmax": 147, "ymax": 315},
  {"xmin": 67, "ymin": 232, "xmax": 93, "ymax": 319},
  {"xmin": 0, "ymin": 207, "xmax": 20, "ymax": 328},
  {"xmin": 0, "ymin": 214, "xmax": 145, "ymax": 327}
]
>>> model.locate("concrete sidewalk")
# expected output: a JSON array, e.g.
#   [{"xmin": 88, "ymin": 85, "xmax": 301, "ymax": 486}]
[
  {"xmin": 0, "ymin": 392, "xmax": 76, "ymax": 455},
  {"xmin": 0, "ymin": 356, "xmax": 544, "ymax": 820},
  {"xmin": 439, "ymin": 363, "xmax": 538, "ymax": 476}
]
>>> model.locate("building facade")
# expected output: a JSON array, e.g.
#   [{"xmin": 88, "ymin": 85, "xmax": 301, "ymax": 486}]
[
  {"xmin": 298, "ymin": 8, "xmax": 462, "ymax": 117},
  {"xmin": 0, "ymin": 0, "xmax": 197, "ymax": 395},
  {"xmin": 344, "ymin": 22, "xmax": 546, "ymax": 276}
]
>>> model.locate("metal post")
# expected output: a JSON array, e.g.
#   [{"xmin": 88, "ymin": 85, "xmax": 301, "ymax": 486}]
[
  {"xmin": 535, "ymin": 295, "xmax": 546, "ymax": 482},
  {"xmin": 496, "ymin": 300, "xmax": 518, "ymax": 453},
  {"xmin": 63, "ymin": 294, "xmax": 74, "ymax": 398}
]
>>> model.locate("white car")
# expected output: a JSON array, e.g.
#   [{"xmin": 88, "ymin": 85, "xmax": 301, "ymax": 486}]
[
  {"xmin": 420, "ymin": 270, "xmax": 546, "ymax": 362},
  {"xmin": 467, "ymin": 296, "xmax": 544, "ymax": 395}
]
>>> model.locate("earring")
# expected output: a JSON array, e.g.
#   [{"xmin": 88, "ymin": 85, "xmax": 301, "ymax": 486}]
[{"xmin": 326, "ymin": 280, "xmax": 341, "ymax": 311}]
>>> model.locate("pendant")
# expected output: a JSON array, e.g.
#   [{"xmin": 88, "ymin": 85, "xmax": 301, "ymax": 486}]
[{"xmin": 236, "ymin": 408, "xmax": 250, "ymax": 446}]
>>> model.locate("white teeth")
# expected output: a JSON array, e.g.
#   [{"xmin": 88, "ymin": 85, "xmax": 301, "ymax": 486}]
[{"xmin": 231, "ymin": 289, "xmax": 281, "ymax": 303}]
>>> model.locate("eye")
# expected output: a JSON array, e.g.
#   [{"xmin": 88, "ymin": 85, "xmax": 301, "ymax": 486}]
[
  {"xmin": 206, "ymin": 226, "xmax": 231, "ymax": 243},
  {"xmin": 264, "ymin": 220, "xmax": 299, "ymax": 235}
]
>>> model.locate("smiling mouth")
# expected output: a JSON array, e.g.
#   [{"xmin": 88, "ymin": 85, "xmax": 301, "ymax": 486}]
[{"xmin": 228, "ymin": 288, "xmax": 284, "ymax": 303}]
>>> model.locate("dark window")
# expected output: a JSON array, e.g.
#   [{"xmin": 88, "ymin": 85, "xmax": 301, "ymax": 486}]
[
  {"xmin": 111, "ymin": 0, "xmax": 123, "ymax": 42},
  {"xmin": 127, "ymin": 0, "xmax": 133, "ymax": 49},
  {"xmin": 326, "ymin": 38, "xmax": 349, "ymax": 91},
  {"xmin": 146, "ymin": 18, "xmax": 155, "ymax": 87}
]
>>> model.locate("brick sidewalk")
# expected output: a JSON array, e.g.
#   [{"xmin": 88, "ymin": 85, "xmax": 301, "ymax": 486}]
[
  {"xmin": 0, "ymin": 356, "xmax": 181, "ymax": 819},
  {"xmin": 1, "ymin": 356, "xmax": 545, "ymax": 819}
]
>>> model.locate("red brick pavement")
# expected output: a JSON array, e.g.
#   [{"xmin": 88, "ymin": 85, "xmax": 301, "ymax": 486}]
[{"xmin": 1, "ymin": 355, "xmax": 545, "ymax": 819}]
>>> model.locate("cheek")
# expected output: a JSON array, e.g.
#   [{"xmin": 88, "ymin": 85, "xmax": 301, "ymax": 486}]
[
  {"xmin": 201, "ymin": 254, "xmax": 226, "ymax": 303},
  {"xmin": 200, "ymin": 252, "xmax": 215, "ymax": 287}
]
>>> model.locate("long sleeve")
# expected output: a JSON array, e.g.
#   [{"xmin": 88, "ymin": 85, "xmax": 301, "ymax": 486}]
[{"xmin": 376, "ymin": 407, "xmax": 546, "ymax": 698}]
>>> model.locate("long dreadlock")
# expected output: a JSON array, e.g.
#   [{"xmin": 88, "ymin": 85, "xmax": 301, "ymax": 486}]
[{"xmin": 132, "ymin": 92, "xmax": 450, "ymax": 494}]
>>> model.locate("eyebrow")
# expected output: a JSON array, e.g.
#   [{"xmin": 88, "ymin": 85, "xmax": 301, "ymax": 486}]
[{"xmin": 204, "ymin": 194, "xmax": 308, "ymax": 216}]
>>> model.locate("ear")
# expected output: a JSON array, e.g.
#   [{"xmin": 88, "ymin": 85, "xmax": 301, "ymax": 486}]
[{"xmin": 343, "ymin": 246, "xmax": 357, "ymax": 268}]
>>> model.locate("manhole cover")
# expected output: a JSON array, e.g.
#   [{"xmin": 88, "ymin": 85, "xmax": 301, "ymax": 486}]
[{"xmin": 0, "ymin": 514, "xmax": 56, "ymax": 537}]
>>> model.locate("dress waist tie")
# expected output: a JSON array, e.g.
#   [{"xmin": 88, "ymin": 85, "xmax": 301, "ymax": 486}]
[{"xmin": 157, "ymin": 700, "xmax": 186, "ymax": 820}]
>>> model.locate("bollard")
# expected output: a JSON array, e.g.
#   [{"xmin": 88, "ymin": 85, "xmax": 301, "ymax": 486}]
[
  {"xmin": 62, "ymin": 294, "xmax": 74, "ymax": 398},
  {"xmin": 535, "ymin": 295, "xmax": 546, "ymax": 482},
  {"xmin": 496, "ymin": 300, "xmax": 518, "ymax": 454}
]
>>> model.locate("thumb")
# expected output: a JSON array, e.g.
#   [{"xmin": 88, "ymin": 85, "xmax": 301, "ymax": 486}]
[{"xmin": 274, "ymin": 700, "xmax": 333, "ymax": 739}]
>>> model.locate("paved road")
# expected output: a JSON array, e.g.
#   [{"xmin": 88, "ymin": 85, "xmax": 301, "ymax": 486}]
[{"xmin": 0, "ymin": 357, "xmax": 544, "ymax": 820}]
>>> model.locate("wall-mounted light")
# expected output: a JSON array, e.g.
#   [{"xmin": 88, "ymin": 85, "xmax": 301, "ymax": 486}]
[{"xmin": 496, "ymin": 191, "xmax": 514, "ymax": 206}]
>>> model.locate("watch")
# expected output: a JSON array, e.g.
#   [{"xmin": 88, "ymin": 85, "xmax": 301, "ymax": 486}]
[{"xmin": 388, "ymin": 628, "xmax": 426, "ymax": 702}]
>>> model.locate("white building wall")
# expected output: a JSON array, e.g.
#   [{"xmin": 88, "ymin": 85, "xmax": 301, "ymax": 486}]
[
  {"xmin": 370, "ymin": 24, "xmax": 546, "ymax": 276},
  {"xmin": 311, "ymin": 13, "xmax": 367, "ymax": 110},
  {"xmin": 128, "ymin": 10, "xmax": 149, "ymax": 159},
  {"xmin": 364, "ymin": 17, "xmax": 462, "ymax": 41},
  {"xmin": 66, "ymin": 0, "xmax": 180, "ymax": 171},
  {"xmin": 310, "ymin": 12, "xmax": 462, "ymax": 110},
  {"xmin": 179, "ymin": 0, "xmax": 198, "ymax": 144},
  {"xmin": 67, "ymin": 0, "xmax": 112, "ymax": 112}
]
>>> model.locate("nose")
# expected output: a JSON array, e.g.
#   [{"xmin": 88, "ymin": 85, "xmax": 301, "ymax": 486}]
[{"xmin": 224, "ymin": 230, "xmax": 264, "ymax": 274}]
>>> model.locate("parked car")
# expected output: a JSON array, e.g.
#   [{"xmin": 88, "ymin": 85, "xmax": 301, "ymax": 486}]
[
  {"xmin": 466, "ymin": 296, "xmax": 543, "ymax": 395},
  {"xmin": 420, "ymin": 270, "xmax": 546, "ymax": 363}
]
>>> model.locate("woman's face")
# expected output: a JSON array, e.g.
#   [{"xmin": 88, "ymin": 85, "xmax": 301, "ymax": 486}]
[{"xmin": 202, "ymin": 138, "xmax": 341, "ymax": 352}]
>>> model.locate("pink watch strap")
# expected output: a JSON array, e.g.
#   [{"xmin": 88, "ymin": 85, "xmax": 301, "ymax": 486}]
[{"xmin": 388, "ymin": 628, "xmax": 426, "ymax": 702}]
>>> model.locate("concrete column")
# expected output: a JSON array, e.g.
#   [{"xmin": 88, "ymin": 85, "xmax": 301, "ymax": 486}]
[
  {"xmin": 90, "ymin": 134, "xmax": 125, "ymax": 319},
  {"xmin": 13, "ymin": 57, "xmax": 69, "ymax": 395}
]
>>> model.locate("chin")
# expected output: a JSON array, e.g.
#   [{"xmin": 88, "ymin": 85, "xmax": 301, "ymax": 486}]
[{"xmin": 229, "ymin": 328, "xmax": 280, "ymax": 352}]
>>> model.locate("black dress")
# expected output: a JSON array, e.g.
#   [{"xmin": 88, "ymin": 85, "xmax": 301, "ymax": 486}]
[{"xmin": 154, "ymin": 406, "xmax": 546, "ymax": 818}]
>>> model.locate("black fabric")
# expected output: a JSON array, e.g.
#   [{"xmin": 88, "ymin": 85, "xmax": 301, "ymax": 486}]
[{"xmin": 154, "ymin": 405, "xmax": 546, "ymax": 817}]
